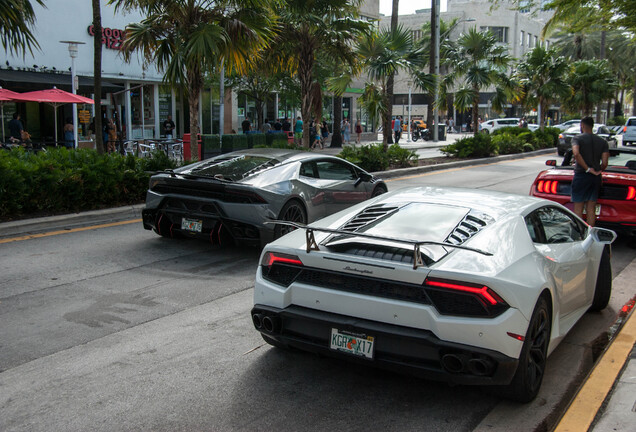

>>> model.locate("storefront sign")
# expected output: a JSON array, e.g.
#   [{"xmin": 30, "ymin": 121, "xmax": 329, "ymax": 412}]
[
  {"xmin": 78, "ymin": 110, "xmax": 91, "ymax": 124},
  {"xmin": 87, "ymin": 25, "xmax": 125, "ymax": 50}
]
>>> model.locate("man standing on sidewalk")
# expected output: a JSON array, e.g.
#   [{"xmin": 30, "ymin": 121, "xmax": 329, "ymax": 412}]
[
  {"xmin": 571, "ymin": 116, "xmax": 609, "ymax": 226},
  {"xmin": 393, "ymin": 116, "xmax": 402, "ymax": 144}
]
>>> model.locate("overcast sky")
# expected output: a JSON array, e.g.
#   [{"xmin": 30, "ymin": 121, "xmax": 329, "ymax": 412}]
[{"xmin": 379, "ymin": 0, "xmax": 448, "ymax": 16}]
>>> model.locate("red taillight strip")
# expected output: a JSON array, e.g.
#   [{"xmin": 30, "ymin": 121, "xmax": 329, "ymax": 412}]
[
  {"xmin": 627, "ymin": 186, "xmax": 636, "ymax": 200},
  {"xmin": 425, "ymin": 278, "xmax": 501, "ymax": 305},
  {"xmin": 551, "ymin": 180, "xmax": 558, "ymax": 194},
  {"xmin": 264, "ymin": 252, "xmax": 303, "ymax": 267},
  {"xmin": 537, "ymin": 180, "xmax": 559, "ymax": 195},
  {"xmin": 537, "ymin": 180, "xmax": 544, "ymax": 193},
  {"xmin": 507, "ymin": 332, "xmax": 525, "ymax": 341}
]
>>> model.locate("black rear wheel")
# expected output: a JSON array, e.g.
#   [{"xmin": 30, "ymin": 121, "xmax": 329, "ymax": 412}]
[
  {"xmin": 491, "ymin": 296, "xmax": 551, "ymax": 403},
  {"xmin": 274, "ymin": 200, "xmax": 307, "ymax": 239}
]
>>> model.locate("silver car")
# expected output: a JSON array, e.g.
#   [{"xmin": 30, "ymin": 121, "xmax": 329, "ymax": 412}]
[{"xmin": 142, "ymin": 148, "xmax": 387, "ymax": 247}]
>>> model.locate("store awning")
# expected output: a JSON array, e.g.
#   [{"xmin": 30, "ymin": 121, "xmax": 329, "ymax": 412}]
[{"xmin": 0, "ymin": 69, "xmax": 123, "ymax": 92}]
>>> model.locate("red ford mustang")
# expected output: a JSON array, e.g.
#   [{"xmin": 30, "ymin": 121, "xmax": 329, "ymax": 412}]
[{"xmin": 530, "ymin": 149, "xmax": 636, "ymax": 235}]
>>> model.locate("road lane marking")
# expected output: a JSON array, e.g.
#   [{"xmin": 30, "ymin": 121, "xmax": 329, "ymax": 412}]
[
  {"xmin": 386, "ymin": 153, "xmax": 550, "ymax": 182},
  {"xmin": 0, "ymin": 219, "xmax": 142, "ymax": 244},
  {"xmin": 554, "ymin": 305, "xmax": 636, "ymax": 432}
]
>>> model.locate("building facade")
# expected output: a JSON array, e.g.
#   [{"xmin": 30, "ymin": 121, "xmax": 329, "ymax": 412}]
[{"xmin": 380, "ymin": 0, "xmax": 554, "ymax": 127}]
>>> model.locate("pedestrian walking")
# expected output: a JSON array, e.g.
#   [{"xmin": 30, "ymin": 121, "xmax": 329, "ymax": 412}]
[
  {"xmin": 571, "ymin": 116, "xmax": 609, "ymax": 226},
  {"xmin": 241, "ymin": 117, "xmax": 251, "ymax": 134},
  {"xmin": 294, "ymin": 116, "xmax": 303, "ymax": 146},
  {"xmin": 163, "ymin": 115, "xmax": 175, "ymax": 138},
  {"xmin": 393, "ymin": 116, "xmax": 402, "ymax": 144},
  {"xmin": 355, "ymin": 119, "xmax": 362, "ymax": 144},
  {"xmin": 341, "ymin": 118, "xmax": 351, "ymax": 144},
  {"xmin": 321, "ymin": 120, "xmax": 329, "ymax": 146},
  {"xmin": 261, "ymin": 119, "xmax": 272, "ymax": 133}
]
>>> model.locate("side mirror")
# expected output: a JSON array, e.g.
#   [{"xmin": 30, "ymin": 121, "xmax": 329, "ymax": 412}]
[
  {"xmin": 545, "ymin": 160, "xmax": 557, "ymax": 166},
  {"xmin": 590, "ymin": 227, "xmax": 617, "ymax": 244},
  {"xmin": 355, "ymin": 172, "xmax": 372, "ymax": 187},
  {"xmin": 581, "ymin": 227, "xmax": 616, "ymax": 252}
]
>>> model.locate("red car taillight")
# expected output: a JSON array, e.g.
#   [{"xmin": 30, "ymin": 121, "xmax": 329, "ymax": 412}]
[
  {"xmin": 261, "ymin": 252, "xmax": 303, "ymax": 267},
  {"xmin": 425, "ymin": 277, "xmax": 507, "ymax": 307},
  {"xmin": 627, "ymin": 186, "xmax": 636, "ymax": 200},
  {"xmin": 537, "ymin": 180, "xmax": 559, "ymax": 195}
]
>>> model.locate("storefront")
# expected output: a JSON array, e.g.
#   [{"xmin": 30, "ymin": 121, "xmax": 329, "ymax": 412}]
[{"xmin": 0, "ymin": 1, "xmax": 198, "ymax": 144}]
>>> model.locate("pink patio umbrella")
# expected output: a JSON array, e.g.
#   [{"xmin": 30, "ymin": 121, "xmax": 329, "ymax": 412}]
[
  {"xmin": 18, "ymin": 87, "xmax": 94, "ymax": 144},
  {"xmin": 0, "ymin": 87, "xmax": 22, "ymax": 142}
]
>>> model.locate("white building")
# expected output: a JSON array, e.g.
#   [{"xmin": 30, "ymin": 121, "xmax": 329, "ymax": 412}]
[{"xmin": 380, "ymin": 0, "xmax": 554, "ymax": 125}]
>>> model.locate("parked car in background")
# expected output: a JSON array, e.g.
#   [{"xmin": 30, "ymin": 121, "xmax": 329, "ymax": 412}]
[
  {"xmin": 622, "ymin": 116, "xmax": 636, "ymax": 145},
  {"xmin": 530, "ymin": 148, "xmax": 636, "ymax": 236},
  {"xmin": 480, "ymin": 118, "xmax": 520, "ymax": 133},
  {"xmin": 252, "ymin": 186, "xmax": 616, "ymax": 402},
  {"xmin": 142, "ymin": 149, "xmax": 387, "ymax": 247},
  {"xmin": 555, "ymin": 119, "xmax": 581, "ymax": 131},
  {"xmin": 556, "ymin": 124, "xmax": 618, "ymax": 156}
]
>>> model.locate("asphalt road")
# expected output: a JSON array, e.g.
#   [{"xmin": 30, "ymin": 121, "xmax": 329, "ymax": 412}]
[{"xmin": 1, "ymin": 153, "xmax": 635, "ymax": 432}]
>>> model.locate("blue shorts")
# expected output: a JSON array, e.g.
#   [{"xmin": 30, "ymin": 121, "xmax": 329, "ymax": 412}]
[{"xmin": 571, "ymin": 172, "xmax": 602, "ymax": 203}]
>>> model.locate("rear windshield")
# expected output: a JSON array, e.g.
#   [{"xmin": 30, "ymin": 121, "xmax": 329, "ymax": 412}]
[{"xmin": 188, "ymin": 156, "xmax": 277, "ymax": 181}]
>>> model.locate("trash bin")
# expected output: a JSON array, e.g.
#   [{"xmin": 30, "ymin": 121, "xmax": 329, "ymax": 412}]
[
  {"xmin": 437, "ymin": 125, "xmax": 446, "ymax": 141},
  {"xmin": 183, "ymin": 133, "xmax": 202, "ymax": 160}
]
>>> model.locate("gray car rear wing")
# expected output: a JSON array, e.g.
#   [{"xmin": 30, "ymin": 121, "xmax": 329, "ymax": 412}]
[{"xmin": 264, "ymin": 221, "xmax": 493, "ymax": 269}]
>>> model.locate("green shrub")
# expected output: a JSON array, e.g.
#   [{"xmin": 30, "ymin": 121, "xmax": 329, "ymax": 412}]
[
  {"xmin": 265, "ymin": 132, "xmax": 289, "ymax": 147},
  {"xmin": 492, "ymin": 133, "xmax": 524, "ymax": 154},
  {"xmin": 337, "ymin": 143, "xmax": 390, "ymax": 172},
  {"xmin": 441, "ymin": 133, "xmax": 497, "ymax": 158},
  {"xmin": 247, "ymin": 133, "xmax": 266, "ymax": 148},
  {"xmin": 491, "ymin": 126, "xmax": 525, "ymax": 137},
  {"xmin": 221, "ymin": 134, "xmax": 248, "ymax": 152},
  {"xmin": 0, "ymin": 148, "xmax": 176, "ymax": 220},
  {"xmin": 387, "ymin": 143, "xmax": 418, "ymax": 168},
  {"xmin": 607, "ymin": 116, "xmax": 626, "ymax": 126}
]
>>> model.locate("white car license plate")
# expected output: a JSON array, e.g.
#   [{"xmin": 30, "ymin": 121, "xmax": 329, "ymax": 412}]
[
  {"xmin": 330, "ymin": 328, "xmax": 374, "ymax": 359},
  {"xmin": 181, "ymin": 218, "xmax": 203, "ymax": 232}
]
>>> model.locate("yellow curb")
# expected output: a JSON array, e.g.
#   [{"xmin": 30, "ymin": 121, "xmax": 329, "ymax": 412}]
[
  {"xmin": 0, "ymin": 219, "xmax": 142, "ymax": 244},
  {"xmin": 554, "ymin": 307, "xmax": 636, "ymax": 432}
]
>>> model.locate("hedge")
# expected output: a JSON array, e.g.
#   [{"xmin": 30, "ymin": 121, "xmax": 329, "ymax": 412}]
[
  {"xmin": 0, "ymin": 147, "xmax": 177, "ymax": 220},
  {"xmin": 442, "ymin": 128, "xmax": 557, "ymax": 158},
  {"xmin": 337, "ymin": 143, "xmax": 417, "ymax": 172}
]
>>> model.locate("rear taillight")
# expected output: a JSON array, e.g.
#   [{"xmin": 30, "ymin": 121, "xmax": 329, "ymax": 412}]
[
  {"xmin": 261, "ymin": 252, "xmax": 303, "ymax": 286},
  {"xmin": 624, "ymin": 126, "xmax": 628, "ymax": 133},
  {"xmin": 537, "ymin": 180, "xmax": 560, "ymax": 195},
  {"xmin": 626, "ymin": 186, "xmax": 636, "ymax": 200},
  {"xmin": 425, "ymin": 277, "xmax": 507, "ymax": 307},
  {"xmin": 261, "ymin": 252, "xmax": 303, "ymax": 267}
]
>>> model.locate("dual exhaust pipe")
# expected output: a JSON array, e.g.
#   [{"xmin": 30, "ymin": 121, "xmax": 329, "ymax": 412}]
[
  {"xmin": 441, "ymin": 353, "xmax": 495, "ymax": 377},
  {"xmin": 252, "ymin": 313, "xmax": 281, "ymax": 334}
]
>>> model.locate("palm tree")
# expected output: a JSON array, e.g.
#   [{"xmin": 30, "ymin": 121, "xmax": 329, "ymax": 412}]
[
  {"xmin": 269, "ymin": 0, "xmax": 370, "ymax": 147},
  {"xmin": 0, "ymin": 0, "xmax": 44, "ymax": 57},
  {"xmin": 441, "ymin": 27, "xmax": 516, "ymax": 136},
  {"xmin": 92, "ymin": 0, "xmax": 105, "ymax": 154},
  {"xmin": 516, "ymin": 46, "xmax": 571, "ymax": 130},
  {"xmin": 111, "ymin": 0, "xmax": 278, "ymax": 160},
  {"xmin": 566, "ymin": 59, "xmax": 617, "ymax": 116},
  {"xmin": 357, "ymin": 26, "xmax": 431, "ymax": 148}
]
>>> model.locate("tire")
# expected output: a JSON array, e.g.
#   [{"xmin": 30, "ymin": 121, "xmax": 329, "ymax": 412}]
[
  {"xmin": 372, "ymin": 185, "xmax": 387, "ymax": 197},
  {"xmin": 274, "ymin": 200, "xmax": 307, "ymax": 239},
  {"xmin": 498, "ymin": 296, "xmax": 551, "ymax": 403},
  {"xmin": 590, "ymin": 247, "xmax": 612, "ymax": 311}
]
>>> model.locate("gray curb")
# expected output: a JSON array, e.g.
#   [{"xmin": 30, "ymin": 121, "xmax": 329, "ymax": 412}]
[
  {"xmin": 0, "ymin": 148, "xmax": 557, "ymax": 239},
  {"xmin": 0, "ymin": 204, "xmax": 145, "ymax": 239},
  {"xmin": 373, "ymin": 147, "xmax": 557, "ymax": 179}
]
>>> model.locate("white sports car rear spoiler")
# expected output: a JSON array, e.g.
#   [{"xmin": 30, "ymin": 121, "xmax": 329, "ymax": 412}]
[{"xmin": 265, "ymin": 221, "xmax": 493, "ymax": 269}]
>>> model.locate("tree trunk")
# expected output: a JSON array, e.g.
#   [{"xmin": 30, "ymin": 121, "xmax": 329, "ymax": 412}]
[
  {"xmin": 382, "ymin": 0, "xmax": 399, "ymax": 150},
  {"xmin": 633, "ymin": 81, "xmax": 636, "ymax": 116},
  {"xmin": 428, "ymin": 0, "xmax": 437, "ymax": 134},
  {"xmin": 92, "ymin": 0, "xmax": 104, "ymax": 154},
  {"xmin": 187, "ymin": 66, "xmax": 202, "ymax": 161},
  {"xmin": 539, "ymin": 99, "xmax": 546, "ymax": 130},
  {"xmin": 299, "ymin": 40, "xmax": 315, "ymax": 148},
  {"xmin": 331, "ymin": 95, "xmax": 343, "ymax": 147}
]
